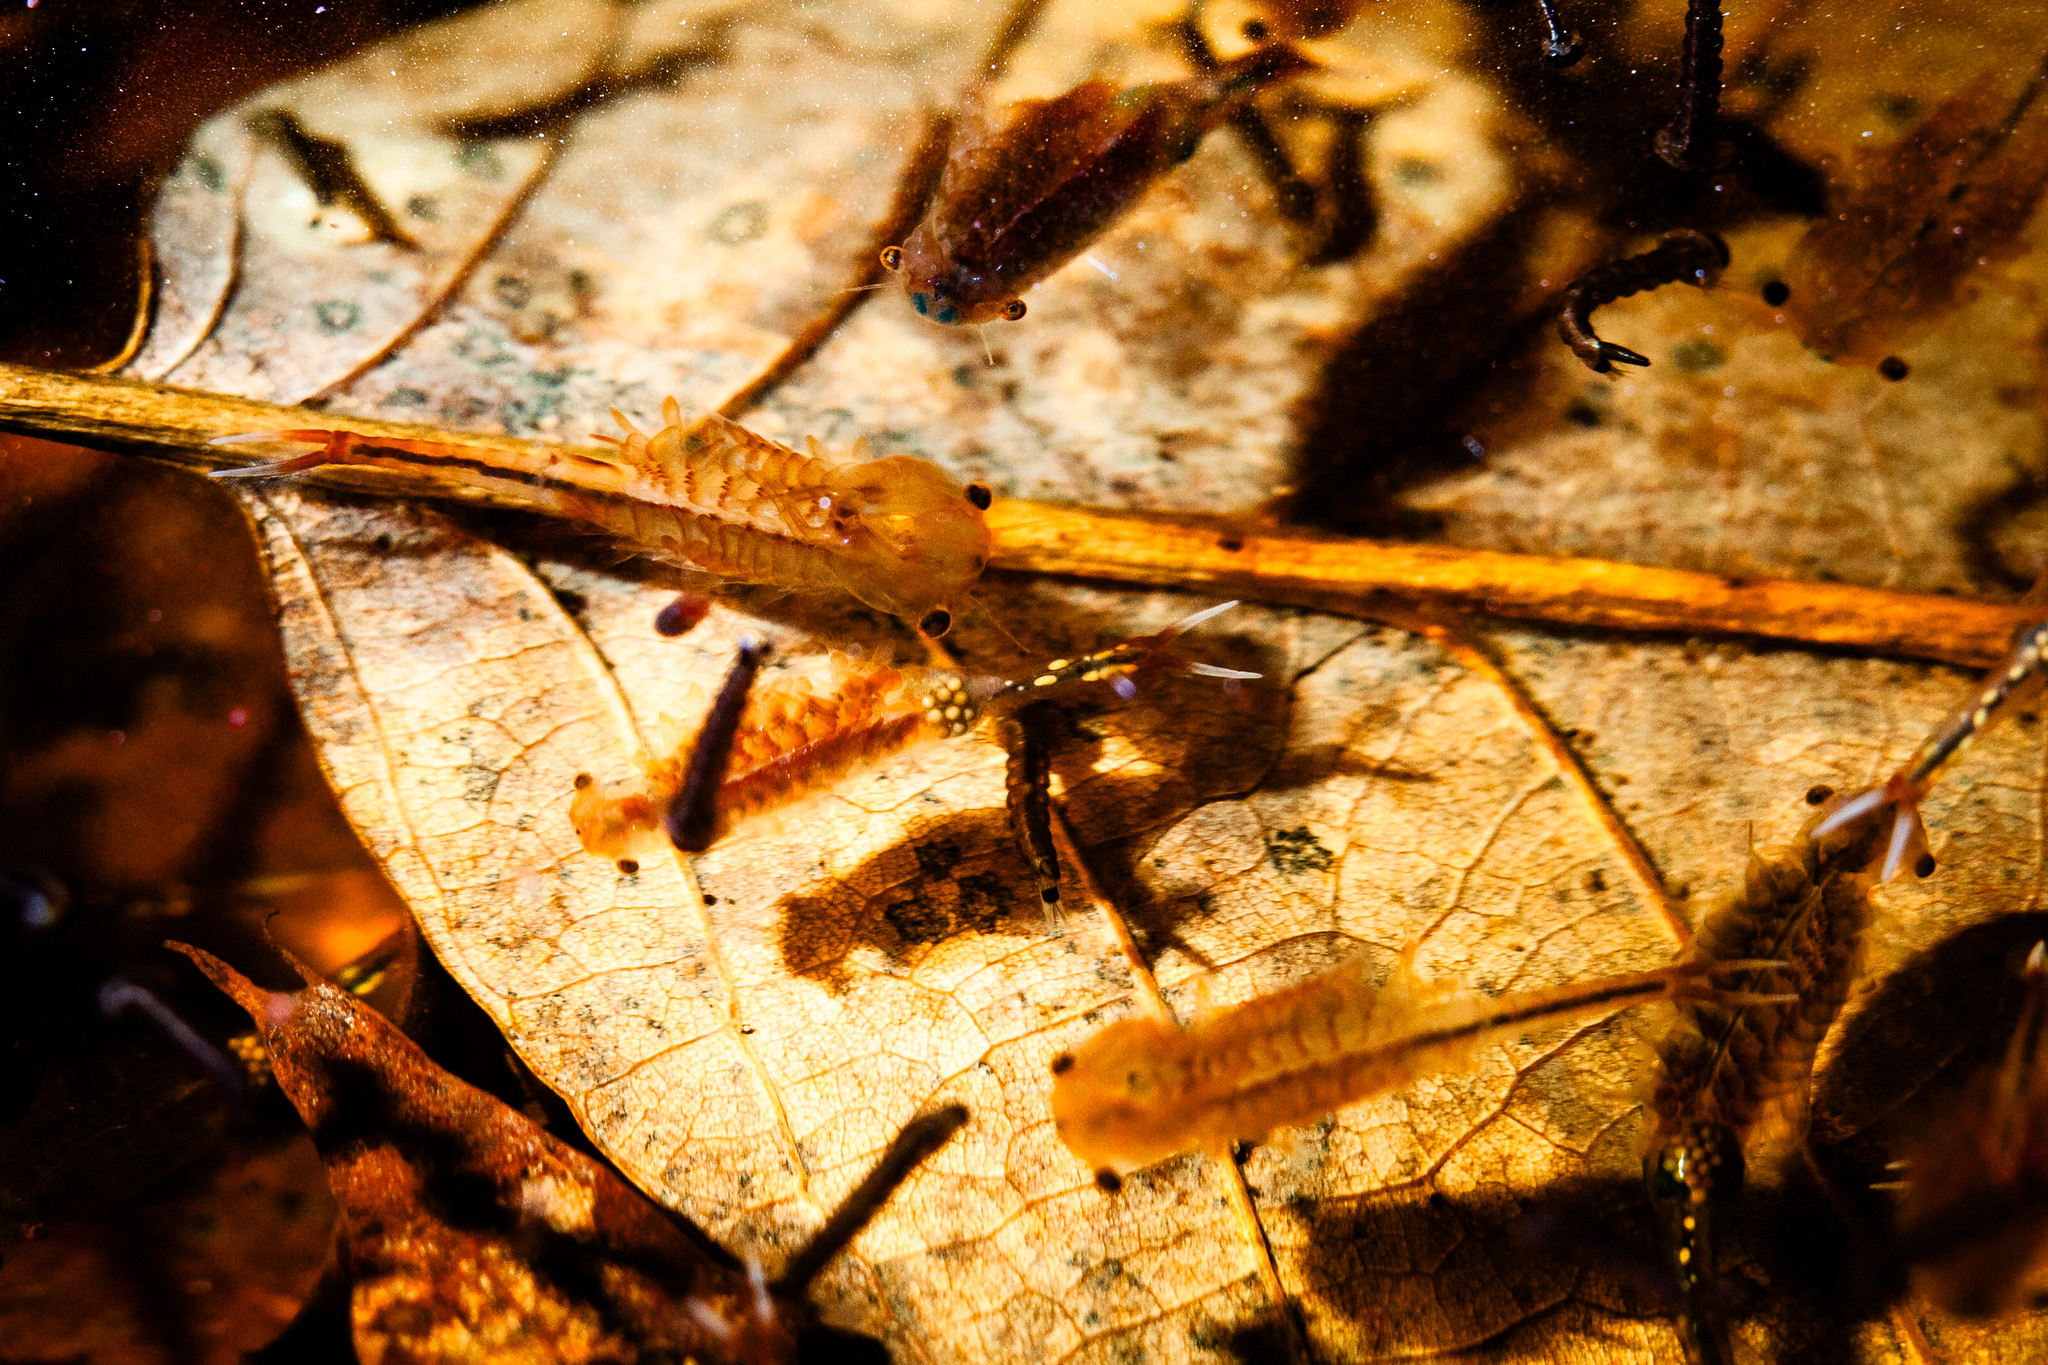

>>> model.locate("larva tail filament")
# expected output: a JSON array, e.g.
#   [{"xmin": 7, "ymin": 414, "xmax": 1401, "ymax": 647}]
[{"xmin": 208, "ymin": 429, "xmax": 356, "ymax": 479}]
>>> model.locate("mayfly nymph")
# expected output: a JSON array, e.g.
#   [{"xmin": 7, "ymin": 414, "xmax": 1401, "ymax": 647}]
[
  {"xmin": 880, "ymin": 44, "xmax": 1314, "ymax": 327},
  {"xmin": 213, "ymin": 397, "xmax": 994, "ymax": 639},
  {"xmin": 1050, "ymin": 952, "xmax": 1785, "ymax": 1187}
]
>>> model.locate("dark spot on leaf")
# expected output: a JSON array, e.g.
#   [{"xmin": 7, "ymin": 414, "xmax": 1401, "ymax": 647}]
[
  {"xmin": 1670, "ymin": 339, "xmax": 1725, "ymax": 372},
  {"xmin": 313, "ymin": 300, "xmax": 361, "ymax": 335},
  {"xmin": 1267, "ymin": 826, "xmax": 1334, "ymax": 875},
  {"xmin": 706, "ymin": 200, "xmax": 769, "ymax": 246}
]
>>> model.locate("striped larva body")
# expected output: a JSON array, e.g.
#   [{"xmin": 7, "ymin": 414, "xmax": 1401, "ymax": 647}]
[
  {"xmin": 214, "ymin": 397, "xmax": 993, "ymax": 639},
  {"xmin": 1810, "ymin": 618, "xmax": 2048, "ymax": 883},
  {"xmin": 569, "ymin": 602, "xmax": 1258, "ymax": 875},
  {"xmin": 1050, "ymin": 955, "xmax": 1777, "ymax": 1184}
]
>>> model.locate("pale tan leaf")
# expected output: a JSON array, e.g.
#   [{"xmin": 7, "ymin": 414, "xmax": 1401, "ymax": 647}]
[{"xmin": 112, "ymin": 0, "xmax": 2048, "ymax": 1359}]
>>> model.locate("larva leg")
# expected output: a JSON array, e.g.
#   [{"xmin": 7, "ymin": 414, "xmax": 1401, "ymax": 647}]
[
  {"xmin": 666, "ymin": 639, "xmax": 769, "ymax": 853},
  {"xmin": 1557, "ymin": 230, "xmax": 1729, "ymax": 373},
  {"xmin": 999, "ymin": 702, "xmax": 1064, "ymax": 929},
  {"xmin": 1176, "ymin": 15, "xmax": 1317, "ymax": 222},
  {"xmin": 653, "ymin": 590, "xmax": 714, "ymax": 638}
]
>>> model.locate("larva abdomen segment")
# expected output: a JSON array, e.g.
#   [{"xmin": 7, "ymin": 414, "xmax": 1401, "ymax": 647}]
[{"xmin": 1052, "ymin": 959, "xmax": 1707, "ymax": 1177}]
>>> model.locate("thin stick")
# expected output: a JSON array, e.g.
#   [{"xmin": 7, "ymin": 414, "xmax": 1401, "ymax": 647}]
[
  {"xmin": 2, "ymin": 362, "xmax": 2038, "ymax": 669},
  {"xmin": 665, "ymin": 638, "xmax": 768, "ymax": 852},
  {"xmin": 774, "ymin": 1104, "xmax": 969, "ymax": 1292},
  {"xmin": 1392, "ymin": 610, "xmax": 1688, "ymax": 944},
  {"xmin": 715, "ymin": 106, "xmax": 955, "ymax": 420},
  {"xmin": 1048, "ymin": 808, "xmax": 1307, "ymax": 1363}
]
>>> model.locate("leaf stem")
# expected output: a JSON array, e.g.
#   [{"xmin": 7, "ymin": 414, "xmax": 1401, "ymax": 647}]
[{"xmin": 1, "ymin": 360, "xmax": 2033, "ymax": 669}]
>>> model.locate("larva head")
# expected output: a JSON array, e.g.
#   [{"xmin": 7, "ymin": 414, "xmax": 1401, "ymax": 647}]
[
  {"xmin": 1048, "ymin": 1016, "xmax": 1191, "ymax": 1180},
  {"xmin": 822, "ymin": 455, "xmax": 992, "ymax": 637},
  {"xmin": 568, "ymin": 772, "xmax": 667, "ymax": 870},
  {"xmin": 886, "ymin": 223, "xmax": 1027, "ymax": 326}
]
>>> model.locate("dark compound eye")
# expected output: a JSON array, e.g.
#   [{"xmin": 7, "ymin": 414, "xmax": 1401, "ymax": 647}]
[
  {"xmin": 1878, "ymin": 356, "xmax": 1910, "ymax": 381},
  {"xmin": 1762, "ymin": 280, "xmax": 1791, "ymax": 306},
  {"xmin": 1805, "ymin": 784, "xmax": 1833, "ymax": 805},
  {"xmin": 574, "ymin": 772, "xmax": 593, "ymax": 789},
  {"xmin": 617, "ymin": 858, "xmax": 639, "ymax": 876},
  {"xmin": 1094, "ymin": 1169, "xmax": 1123, "ymax": 1194},
  {"xmin": 1050, "ymin": 1052, "xmax": 1075, "ymax": 1075},
  {"xmin": 919, "ymin": 608, "xmax": 954, "ymax": 638},
  {"xmin": 965, "ymin": 482, "xmax": 992, "ymax": 510},
  {"xmin": 880, "ymin": 245, "xmax": 904, "ymax": 271},
  {"xmin": 1916, "ymin": 852, "xmax": 1937, "ymax": 878},
  {"xmin": 1001, "ymin": 299, "xmax": 1027, "ymax": 321}
]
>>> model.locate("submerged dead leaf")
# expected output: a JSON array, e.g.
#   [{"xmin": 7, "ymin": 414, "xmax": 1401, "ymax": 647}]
[
  {"xmin": 108, "ymin": 0, "xmax": 2048, "ymax": 1359},
  {"xmin": 170, "ymin": 939, "xmax": 938, "ymax": 1364}
]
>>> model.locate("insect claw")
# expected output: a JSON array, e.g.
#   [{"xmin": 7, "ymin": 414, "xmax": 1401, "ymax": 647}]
[
  {"xmin": 1602, "ymin": 343, "xmax": 1653, "ymax": 369},
  {"xmin": 207, "ymin": 429, "xmax": 343, "ymax": 479}
]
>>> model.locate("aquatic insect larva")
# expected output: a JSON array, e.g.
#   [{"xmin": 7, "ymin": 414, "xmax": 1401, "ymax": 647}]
[
  {"xmin": 1645, "ymin": 799, "xmax": 1894, "ymax": 1364},
  {"xmin": 1810, "ymin": 618, "xmax": 2048, "ymax": 883},
  {"xmin": 570, "ymin": 602, "xmax": 1258, "ymax": 891},
  {"xmin": 1785, "ymin": 53, "xmax": 2048, "ymax": 364},
  {"xmin": 1557, "ymin": 229, "xmax": 1729, "ymax": 373},
  {"xmin": 212, "ymin": 398, "xmax": 994, "ymax": 639},
  {"xmin": 879, "ymin": 44, "xmax": 1314, "ymax": 327},
  {"xmin": 1896, "ymin": 942, "xmax": 2048, "ymax": 1316},
  {"xmin": 1049, "ymin": 953, "xmax": 1785, "ymax": 1186},
  {"xmin": 1655, "ymin": 0, "xmax": 1727, "ymax": 172},
  {"xmin": 1532, "ymin": 0, "xmax": 1584, "ymax": 67}
]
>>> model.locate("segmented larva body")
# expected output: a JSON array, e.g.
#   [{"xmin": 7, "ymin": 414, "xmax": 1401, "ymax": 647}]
[
  {"xmin": 569, "ymin": 600, "xmax": 1257, "ymax": 869},
  {"xmin": 571, "ymin": 659, "xmax": 985, "ymax": 866},
  {"xmin": 213, "ymin": 397, "xmax": 993, "ymax": 638},
  {"xmin": 1643, "ymin": 807, "xmax": 1886, "ymax": 1364},
  {"xmin": 1051, "ymin": 957, "xmax": 1735, "ymax": 1181}
]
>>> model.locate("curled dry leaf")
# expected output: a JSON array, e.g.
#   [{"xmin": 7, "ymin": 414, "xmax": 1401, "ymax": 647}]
[
  {"xmin": 115, "ymin": 0, "xmax": 2048, "ymax": 1359},
  {"xmin": 169, "ymin": 938, "xmax": 959, "ymax": 1363}
]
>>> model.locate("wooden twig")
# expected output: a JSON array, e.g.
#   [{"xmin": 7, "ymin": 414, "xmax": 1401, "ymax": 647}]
[{"xmin": 1, "ymin": 361, "xmax": 2035, "ymax": 669}]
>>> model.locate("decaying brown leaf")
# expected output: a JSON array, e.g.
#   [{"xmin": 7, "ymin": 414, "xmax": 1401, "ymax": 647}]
[
  {"xmin": 18, "ymin": 0, "xmax": 2048, "ymax": 1360},
  {"xmin": 170, "ymin": 939, "xmax": 964, "ymax": 1363}
]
